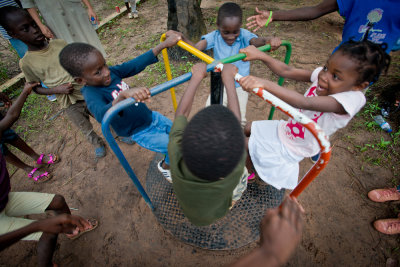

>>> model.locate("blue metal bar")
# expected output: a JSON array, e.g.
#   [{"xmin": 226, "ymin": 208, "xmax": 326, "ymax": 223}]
[{"xmin": 101, "ymin": 62, "xmax": 219, "ymax": 210}]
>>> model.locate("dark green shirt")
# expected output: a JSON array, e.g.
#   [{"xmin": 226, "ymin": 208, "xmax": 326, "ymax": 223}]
[{"xmin": 168, "ymin": 115, "xmax": 246, "ymax": 226}]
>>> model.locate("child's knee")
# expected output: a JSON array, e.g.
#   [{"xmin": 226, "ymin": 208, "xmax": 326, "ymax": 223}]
[
  {"xmin": 47, "ymin": 194, "xmax": 67, "ymax": 210},
  {"xmin": 244, "ymin": 122, "xmax": 252, "ymax": 136}
]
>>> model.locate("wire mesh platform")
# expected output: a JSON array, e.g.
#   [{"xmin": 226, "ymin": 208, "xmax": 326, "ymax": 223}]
[{"xmin": 145, "ymin": 154, "xmax": 285, "ymax": 250}]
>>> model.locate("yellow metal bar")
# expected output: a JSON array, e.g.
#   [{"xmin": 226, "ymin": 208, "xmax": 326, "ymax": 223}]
[
  {"xmin": 160, "ymin": 33, "xmax": 216, "ymax": 110},
  {"xmin": 176, "ymin": 41, "xmax": 214, "ymax": 64},
  {"xmin": 160, "ymin": 34, "xmax": 178, "ymax": 110}
]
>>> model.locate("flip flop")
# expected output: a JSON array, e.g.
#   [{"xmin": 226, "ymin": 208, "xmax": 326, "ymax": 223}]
[
  {"xmin": 28, "ymin": 168, "xmax": 52, "ymax": 183},
  {"xmin": 36, "ymin": 153, "xmax": 59, "ymax": 165},
  {"xmin": 67, "ymin": 218, "xmax": 98, "ymax": 240}
]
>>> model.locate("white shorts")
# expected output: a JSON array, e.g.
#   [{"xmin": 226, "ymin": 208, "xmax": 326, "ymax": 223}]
[
  {"xmin": 0, "ymin": 192, "xmax": 54, "ymax": 241},
  {"xmin": 249, "ymin": 120, "xmax": 303, "ymax": 190}
]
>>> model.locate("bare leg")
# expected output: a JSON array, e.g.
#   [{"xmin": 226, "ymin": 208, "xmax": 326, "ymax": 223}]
[
  {"xmin": 244, "ymin": 121, "xmax": 252, "ymax": 137},
  {"xmin": 38, "ymin": 195, "xmax": 71, "ymax": 266},
  {"xmin": 9, "ymin": 136, "xmax": 40, "ymax": 162},
  {"xmin": 124, "ymin": 1, "xmax": 130, "ymax": 12},
  {"xmin": 4, "ymin": 150, "xmax": 34, "ymax": 173}
]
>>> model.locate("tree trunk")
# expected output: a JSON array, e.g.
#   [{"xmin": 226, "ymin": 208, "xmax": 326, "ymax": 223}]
[{"xmin": 167, "ymin": 0, "xmax": 207, "ymax": 60}]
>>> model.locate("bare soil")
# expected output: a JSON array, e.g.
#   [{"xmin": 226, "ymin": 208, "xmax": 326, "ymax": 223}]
[{"xmin": 1, "ymin": 0, "xmax": 400, "ymax": 266}]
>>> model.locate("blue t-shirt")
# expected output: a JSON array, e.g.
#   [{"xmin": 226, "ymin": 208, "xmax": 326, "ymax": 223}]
[
  {"xmin": 201, "ymin": 28, "xmax": 257, "ymax": 87},
  {"xmin": 81, "ymin": 50, "xmax": 157, "ymax": 137},
  {"xmin": 336, "ymin": 0, "xmax": 400, "ymax": 53}
]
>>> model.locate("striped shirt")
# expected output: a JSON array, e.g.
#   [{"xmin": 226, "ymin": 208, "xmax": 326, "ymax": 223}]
[{"xmin": 0, "ymin": 0, "xmax": 20, "ymax": 39}]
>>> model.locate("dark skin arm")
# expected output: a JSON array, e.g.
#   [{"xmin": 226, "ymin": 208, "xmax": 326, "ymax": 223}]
[
  {"xmin": 175, "ymin": 63, "xmax": 208, "ymax": 118},
  {"xmin": 230, "ymin": 197, "xmax": 304, "ymax": 267},
  {"xmin": 0, "ymin": 82, "xmax": 38, "ymax": 137},
  {"xmin": 240, "ymin": 45, "xmax": 312, "ymax": 82},
  {"xmin": 246, "ymin": 0, "xmax": 339, "ymax": 32},
  {"xmin": 0, "ymin": 214, "xmax": 90, "ymax": 252},
  {"xmin": 221, "ymin": 64, "xmax": 241, "ymax": 121},
  {"xmin": 249, "ymin": 37, "xmax": 281, "ymax": 51},
  {"xmin": 239, "ymin": 75, "xmax": 346, "ymax": 114},
  {"xmin": 33, "ymin": 82, "xmax": 74, "ymax": 95},
  {"xmin": 152, "ymin": 30, "xmax": 182, "ymax": 56}
]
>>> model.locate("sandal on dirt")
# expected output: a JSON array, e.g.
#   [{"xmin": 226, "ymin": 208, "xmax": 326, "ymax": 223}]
[
  {"xmin": 67, "ymin": 218, "xmax": 98, "ymax": 240},
  {"xmin": 28, "ymin": 168, "xmax": 52, "ymax": 183},
  {"xmin": 36, "ymin": 153, "xmax": 59, "ymax": 165}
]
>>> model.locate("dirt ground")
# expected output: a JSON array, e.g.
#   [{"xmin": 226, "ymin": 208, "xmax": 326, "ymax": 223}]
[{"xmin": 1, "ymin": 0, "xmax": 400, "ymax": 266}]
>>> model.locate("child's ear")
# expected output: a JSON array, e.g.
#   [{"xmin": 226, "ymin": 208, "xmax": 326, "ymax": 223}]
[
  {"xmin": 74, "ymin": 77, "xmax": 85, "ymax": 85},
  {"xmin": 355, "ymin": 81, "xmax": 370, "ymax": 91}
]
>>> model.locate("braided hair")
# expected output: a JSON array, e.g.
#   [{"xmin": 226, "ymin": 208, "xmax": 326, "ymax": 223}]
[{"xmin": 337, "ymin": 28, "xmax": 391, "ymax": 84}]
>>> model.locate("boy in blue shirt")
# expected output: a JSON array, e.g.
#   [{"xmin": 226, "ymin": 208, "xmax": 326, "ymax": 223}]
[
  {"xmin": 59, "ymin": 31, "xmax": 182, "ymax": 180},
  {"xmin": 179, "ymin": 2, "xmax": 281, "ymax": 125}
]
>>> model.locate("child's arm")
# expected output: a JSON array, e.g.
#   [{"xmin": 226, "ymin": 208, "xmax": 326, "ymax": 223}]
[
  {"xmin": 0, "ymin": 214, "xmax": 90, "ymax": 252},
  {"xmin": 152, "ymin": 30, "xmax": 182, "ymax": 56},
  {"xmin": 175, "ymin": 63, "xmax": 207, "ymax": 118},
  {"xmin": 221, "ymin": 64, "xmax": 241, "ymax": 121},
  {"xmin": 33, "ymin": 83, "xmax": 75, "ymax": 96},
  {"xmin": 246, "ymin": 0, "xmax": 338, "ymax": 32},
  {"xmin": 112, "ymin": 87, "xmax": 151, "ymax": 106},
  {"xmin": 26, "ymin": 8, "xmax": 54, "ymax": 39},
  {"xmin": 0, "ymin": 82, "xmax": 38, "ymax": 135},
  {"xmin": 250, "ymin": 37, "xmax": 281, "ymax": 51},
  {"xmin": 239, "ymin": 75, "xmax": 346, "ymax": 114},
  {"xmin": 240, "ymin": 45, "xmax": 311, "ymax": 82}
]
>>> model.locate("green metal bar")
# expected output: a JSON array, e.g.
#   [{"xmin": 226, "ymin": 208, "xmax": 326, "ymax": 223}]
[{"xmin": 220, "ymin": 41, "xmax": 292, "ymax": 120}]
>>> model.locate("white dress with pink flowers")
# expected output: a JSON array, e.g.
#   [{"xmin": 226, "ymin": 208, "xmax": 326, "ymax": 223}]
[{"xmin": 248, "ymin": 67, "xmax": 366, "ymax": 190}]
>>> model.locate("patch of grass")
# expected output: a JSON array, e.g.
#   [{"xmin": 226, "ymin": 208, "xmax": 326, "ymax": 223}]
[{"xmin": 135, "ymin": 33, "xmax": 160, "ymax": 50}]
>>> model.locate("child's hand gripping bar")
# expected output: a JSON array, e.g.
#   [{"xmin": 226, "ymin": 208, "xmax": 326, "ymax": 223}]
[{"xmin": 234, "ymin": 73, "xmax": 332, "ymax": 200}]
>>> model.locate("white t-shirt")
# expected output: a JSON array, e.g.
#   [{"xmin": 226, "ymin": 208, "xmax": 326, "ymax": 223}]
[{"xmin": 278, "ymin": 67, "xmax": 366, "ymax": 157}]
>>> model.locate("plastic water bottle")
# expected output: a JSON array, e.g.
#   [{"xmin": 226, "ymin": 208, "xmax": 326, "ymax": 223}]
[
  {"xmin": 90, "ymin": 16, "xmax": 98, "ymax": 30},
  {"xmin": 374, "ymin": 115, "xmax": 392, "ymax": 133}
]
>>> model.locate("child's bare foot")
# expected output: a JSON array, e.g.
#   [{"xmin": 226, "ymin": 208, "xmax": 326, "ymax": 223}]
[{"xmin": 66, "ymin": 218, "xmax": 98, "ymax": 240}]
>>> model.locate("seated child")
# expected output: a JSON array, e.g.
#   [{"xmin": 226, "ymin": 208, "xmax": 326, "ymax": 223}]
[
  {"xmin": 0, "ymin": 87, "xmax": 57, "ymax": 182},
  {"xmin": 0, "ymin": 82, "xmax": 97, "ymax": 266},
  {"xmin": 227, "ymin": 39, "xmax": 390, "ymax": 190},
  {"xmin": 179, "ymin": 2, "xmax": 281, "ymax": 126},
  {"xmin": 59, "ymin": 31, "xmax": 182, "ymax": 180},
  {"xmin": 168, "ymin": 63, "xmax": 249, "ymax": 226},
  {"xmin": 0, "ymin": 6, "xmax": 107, "ymax": 158}
]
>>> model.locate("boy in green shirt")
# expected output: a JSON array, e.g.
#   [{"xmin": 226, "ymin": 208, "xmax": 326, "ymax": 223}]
[{"xmin": 168, "ymin": 63, "xmax": 248, "ymax": 226}]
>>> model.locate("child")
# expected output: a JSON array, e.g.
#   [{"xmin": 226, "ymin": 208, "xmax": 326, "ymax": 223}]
[
  {"xmin": 0, "ymin": 87, "xmax": 57, "ymax": 182},
  {"xmin": 167, "ymin": 63, "xmax": 248, "ymax": 226},
  {"xmin": 246, "ymin": 0, "xmax": 400, "ymax": 53},
  {"xmin": 58, "ymin": 31, "xmax": 182, "ymax": 180},
  {"xmin": 0, "ymin": 6, "xmax": 107, "ymax": 158},
  {"xmin": 124, "ymin": 0, "xmax": 138, "ymax": 19},
  {"xmin": 0, "ymin": 82, "xmax": 97, "ymax": 266},
  {"xmin": 229, "ymin": 40, "xmax": 390, "ymax": 190},
  {"xmin": 179, "ymin": 2, "xmax": 281, "ymax": 126}
]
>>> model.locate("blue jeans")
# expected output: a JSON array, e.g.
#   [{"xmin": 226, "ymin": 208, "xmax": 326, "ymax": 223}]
[
  {"xmin": 131, "ymin": 111, "xmax": 172, "ymax": 165},
  {"xmin": 9, "ymin": 38, "xmax": 28, "ymax": 58}
]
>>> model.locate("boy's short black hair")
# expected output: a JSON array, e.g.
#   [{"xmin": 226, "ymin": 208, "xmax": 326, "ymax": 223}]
[
  {"xmin": 182, "ymin": 105, "xmax": 244, "ymax": 181},
  {"xmin": 0, "ymin": 6, "xmax": 28, "ymax": 32},
  {"xmin": 217, "ymin": 2, "xmax": 242, "ymax": 25},
  {"xmin": 59, "ymin": 42, "xmax": 98, "ymax": 77}
]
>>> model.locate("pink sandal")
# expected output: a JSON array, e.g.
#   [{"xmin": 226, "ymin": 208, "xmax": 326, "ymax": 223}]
[
  {"xmin": 28, "ymin": 168, "xmax": 52, "ymax": 183},
  {"xmin": 36, "ymin": 153, "xmax": 59, "ymax": 165}
]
